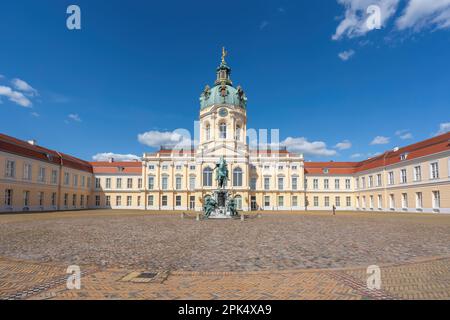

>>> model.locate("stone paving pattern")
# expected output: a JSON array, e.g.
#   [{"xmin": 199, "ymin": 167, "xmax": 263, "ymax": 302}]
[{"xmin": 0, "ymin": 210, "xmax": 449, "ymax": 300}]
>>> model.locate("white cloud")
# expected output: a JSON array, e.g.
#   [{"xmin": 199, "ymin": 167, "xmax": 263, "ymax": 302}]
[
  {"xmin": 436, "ymin": 122, "xmax": 450, "ymax": 135},
  {"xmin": 397, "ymin": 0, "xmax": 450, "ymax": 31},
  {"xmin": 0, "ymin": 85, "xmax": 32, "ymax": 107},
  {"xmin": 11, "ymin": 78, "xmax": 38, "ymax": 96},
  {"xmin": 338, "ymin": 49, "xmax": 356, "ymax": 61},
  {"xmin": 68, "ymin": 114, "xmax": 82, "ymax": 122},
  {"xmin": 259, "ymin": 20, "xmax": 269, "ymax": 30},
  {"xmin": 92, "ymin": 152, "xmax": 141, "ymax": 162},
  {"xmin": 350, "ymin": 153, "xmax": 363, "ymax": 158},
  {"xmin": 370, "ymin": 135, "xmax": 390, "ymax": 145},
  {"xmin": 395, "ymin": 129, "xmax": 413, "ymax": 140},
  {"xmin": 333, "ymin": 0, "xmax": 400, "ymax": 40},
  {"xmin": 138, "ymin": 129, "xmax": 193, "ymax": 149},
  {"xmin": 281, "ymin": 137, "xmax": 337, "ymax": 157},
  {"xmin": 30, "ymin": 112, "xmax": 39, "ymax": 117},
  {"xmin": 335, "ymin": 140, "xmax": 352, "ymax": 150}
]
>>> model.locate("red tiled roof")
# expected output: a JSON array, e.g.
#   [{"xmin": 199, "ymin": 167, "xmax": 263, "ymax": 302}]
[
  {"xmin": 305, "ymin": 162, "xmax": 358, "ymax": 175},
  {"xmin": 0, "ymin": 133, "xmax": 93, "ymax": 173},
  {"xmin": 90, "ymin": 161, "xmax": 142, "ymax": 174}
]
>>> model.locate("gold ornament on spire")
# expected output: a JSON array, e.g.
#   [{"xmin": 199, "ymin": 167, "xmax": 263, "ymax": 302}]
[{"xmin": 221, "ymin": 47, "xmax": 227, "ymax": 64}]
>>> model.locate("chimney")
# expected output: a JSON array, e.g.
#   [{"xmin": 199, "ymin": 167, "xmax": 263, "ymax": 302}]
[
  {"xmin": 27, "ymin": 139, "xmax": 37, "ymax": 146},
  {"xmin": 109, "ymin": 157, "xmax": 114, "ymax": 163}
]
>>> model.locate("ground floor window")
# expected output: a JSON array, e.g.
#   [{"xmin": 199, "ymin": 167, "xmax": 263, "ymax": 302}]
[
  {"xmin": 127, "ymin": 196, "xmax": 132, "ymax": 206},
  {"xmin": 72, "ymin": 194, "xmax": 77, "ymax": 207},
  {"xmin": 292, "ymin": 196, "xmax": 298, "ymax": 207},
  {"xmin": 278, "ymin": 196, "xmax": 284, "ymax": 208},
  {"xmin": 148, "ymin": 195, "xmax": 154, "ymax": 206},
  {"xmin": 51, "ymin": 192, "xmax": 56, "ymax": 206},
  {"xmin": 377, "ymin": 195, "xmax": 382, "ymax": 209},
  {"xmin": 176, "ymin": 195, "xmax": 182, "ymax": 207},
  {"xmin": 4, "ymin": 189, "xmax": 13, "ymax": 206},
  {"xmin": 189, "ymin": 196, "xmax": 195, "ymax": 210},
  {"xmin": 324, "ymin": 196, "xmax": 330, "ymax": 207},
  {"xmin": 64, "ymin": 193, "xmax": 68, "ymax": 206},
  {"xmin": 95, "ymin": 195, "xmax": 100, "ymax": 207},
  {"xmin": 335, "ymin": 196, "xmax": 341, "ymax": 207},
  {"xmin": 80, "ymin": 195, "xmax": 85, "ymax": 207},
  {"xmin": 162, "ymin": 195, "xmax": 168, "ymax": 207},
  {"xmin": 346, "ymin": 196, "xmax": 351, "ymax": 207},
  {"xmin": 389, "ymin": 194, "xmax": 395, "ymax": 209},
  {"xmin": 416, "ymin": 192, "xmax": 423, "ymax": 209},
  {"xmin": 314, "ymin": 196, "xmax": 319, "ymax": 207},
  {"xmin": 402, "ymin": 193, "xmax": 408, "ymax": 209},
  {"xmin": 369, "ymin": 196, "xmax": 374, "ymax": 209},
  {"xmin": 235, "ymin": 196, "xmax": 242, "ymax": 210},
  {"xmin": 137, "ymin": 196, "xmax": 141, "ymax": 207},
  {"xmin": 116, "ymin": 196, "xmax": 121, "ymax": 206},
  {"xmin": 38, "ymin": 192, "xmax": 44, "ymax": 206},
  {"xmin": 264, "ymin": 196, "xmax": 270, "ymax": 207},
  {"xmin": 432, "ymin": 191, "xmax": 440, "ymax": 209},
  {"xmin": 23, "ymin": 191, "xmax": 30, "ymax": 207},
  {"xmin": 106, "ymin": 196, "xmax": 111, "ymax": 206},
  {"xmin": 362, "ymin": 196, "xmax": 366, "ymax": 209}
]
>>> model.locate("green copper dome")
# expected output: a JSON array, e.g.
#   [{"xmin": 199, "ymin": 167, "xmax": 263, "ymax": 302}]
[{"xmin": 199, "ymin": 48, "xmax": 247, "ymax": 110}]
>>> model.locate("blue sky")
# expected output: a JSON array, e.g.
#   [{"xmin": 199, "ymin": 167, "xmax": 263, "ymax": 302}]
[{"xmin": 1, "ymin": 0, "xmax": 449, "ymax": 162}]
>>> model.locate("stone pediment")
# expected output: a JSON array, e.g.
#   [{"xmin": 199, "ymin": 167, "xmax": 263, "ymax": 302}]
[{"xmin": 197, "ymin": 143, "xmax": 248, "ymax": 159}]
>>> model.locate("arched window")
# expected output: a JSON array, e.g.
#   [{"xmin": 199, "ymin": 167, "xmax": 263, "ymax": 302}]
[
  {"xmin": 233, "ymin": 167, "xmax": 243, "ymax": 187},
  {"xmin": 235, "ymin": 125, "xmax": 241, "ymax": 141},
  {"xmin": 219, "ymin": 122, "xmax": 227, "ymax": 139},
  {"xmin": 205, "ymin": 123, "xmax": 211, "ymax": 141},
  {"xmin": 203, "ymin": 167, "xmax": 213, "ymax": 187},
  {"xmin": 235, "ymin": 195, "xmax": 242, "ymax": 210}
]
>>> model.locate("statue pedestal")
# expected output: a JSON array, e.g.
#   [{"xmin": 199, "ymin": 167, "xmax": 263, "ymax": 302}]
[{"xmin": 208, "ymin": 190, "xmax": 233, "ymax": 219}]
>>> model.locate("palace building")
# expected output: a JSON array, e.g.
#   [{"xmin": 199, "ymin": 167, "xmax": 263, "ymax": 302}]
[{"xmin": 1, "ymin": 52, "xmax": 450, "ymax": 213}]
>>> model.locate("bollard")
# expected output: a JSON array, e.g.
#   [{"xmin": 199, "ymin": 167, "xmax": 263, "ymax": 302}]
[
  {"xmin": 257, "ymin": 213, "xmax": 262, "ymax": 219},
  {"xmin": 181, "ymin": 212, "xmax": 185, "ymax": 219},
  {"xmin": 241, "ymin": 214, "xmax": 245, "ymax": 221},
  {"xmin": 196, "ymin": 213, "xmax": 200, "ymax": 221}
]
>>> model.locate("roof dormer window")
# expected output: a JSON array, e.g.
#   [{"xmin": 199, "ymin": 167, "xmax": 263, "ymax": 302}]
[
  {"xmin": 400, "ymin": 153, "xmax": 409, "ymax": 161},
  {"xmin": 323, "ymin": 168, "xmax": 329, "ymax": 174}
]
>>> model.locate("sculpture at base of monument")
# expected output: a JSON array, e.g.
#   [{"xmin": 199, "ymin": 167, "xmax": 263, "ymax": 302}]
[
  {"xmin": 227, "ymin": 197, "xmax": 239, "ymax": 217},
  {"xmin": 203, "ymin": 195, "xmax": 217, "ymax": 218}
]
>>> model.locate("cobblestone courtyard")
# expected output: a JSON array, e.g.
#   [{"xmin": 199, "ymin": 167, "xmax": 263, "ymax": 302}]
[{"xmin": 1, "ymin": 210, "xmax": 449, "ymax": 300}]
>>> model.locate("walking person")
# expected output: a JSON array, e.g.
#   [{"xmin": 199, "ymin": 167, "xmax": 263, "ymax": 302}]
[{"xmin": 332, "ymin": 205, "xmax": 336, "ymax": 216}]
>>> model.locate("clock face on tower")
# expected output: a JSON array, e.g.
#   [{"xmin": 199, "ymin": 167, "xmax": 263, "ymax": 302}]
[{"xmin": 219, "ymin": 108, "xmax": 228, "ymax": 117}]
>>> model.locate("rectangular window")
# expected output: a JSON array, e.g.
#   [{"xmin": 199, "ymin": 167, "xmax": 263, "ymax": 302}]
[
  {"xmin": 127, "ymin": 196, "xmax": 132, "ymax": 206},
  {"xmin": 115, "ymin": 196, "xmax": 121, "ymax": 206},
  {"xmin": 324, "ymin": 179, "xmax": 329, "ymax": 190},
  {"xmin": 264, "ymin": 177, "xmax": 270, "ymax": 190},
  {"xmin": 368, "ymin": 176, "xmax": 373, "ymax": 188},
  {"xmin": 64, "ymin": 193, "xmax": 68, "ymax": 206},
  {"xmin": 175, "ymin": 165, "xmax": 182, "ymax": 171},
  {"xmin": 116, "ymin": 178, "xmax": 122, "ymax": 189},
  {"xmin": 4, "ymin": 189, "xmax": 13, "ymax": 206},
  {"xmin": 430, "ymin": 162, "xmax": 439, "ymax": 179},
  {"xmin": 38, "ymin": 167, "xmax": 46, "ymax": 183},
  {"xmin": 127, "ymin": 178, "xmax": 133, "ymax": 189},
  {"xmin": 356, "ymin": 178, "xmax": 359, "ymax": 189},
  {"xmin": 23, "ymin": 191, "xmax": 30, "ymax": 206},
  {"xmin": 292, "ymin": 196, "xmax": 298, "ymax": 207},
  {"xmin": 278, "ymin": 177, "xmax": 284, "ymax": 190},
  {"xmin": 378, "ymin": 195, "xmax": 382, "ymax": 209},
  {"xmin": 81, "ymin": 176, "xmax": 85, "ymax": 187},
  {"xmin": 23, "ymin": 163, "xmax": 32, "ymax": 180},
  {"xmin": 87, "ymin": 177, "xmax": 91, "ymax": 188},
  {"xmin": 162, "ymin": 195, "xmax": 168, "ymax": 207},
  {"xmin": 6, "ymin": 160, "xmax": 15, "ymax": 178},
  {"xmin": 416, "ymin": 192, "xmax": 423, "ymax": 209},
  {"xmin": 162, "ymin": 176, "xmax": 168, "ymax": 190},
  {"xmin": 324, "ymin": 196, "xmax": 330, "ymax": 207},
  {"xmin": 304, "ymin": 178, "xmax": 308, "ymax": 189},
  {"xmin": 106, "ymin": 196, "xmax": 111, "ymax": 206},
  {"xmin": 176, "ymin": 177, "xmax": 182, "ymax": 190},
  {"xmin": 335, "ymin": 179, "xmax": 340, "ymax": 190},
  {"xmin": 335, "ymin": 196, "xmax": 341, "ymax": 207},
  {"xmin": 50, "ymin": 192, "xmax": 56, "ymax": 206},
  {"xmin": 369, "ymin": 195, "xmax": 374, "ymax": 209},
  {"xmin": 401, "ymin": 169, "xmax": 407, "ymax": 184},
  {"xmin": 292, "ymin": 177, "xmax": 298, "ymax": 190},
  {"xmin": 137, "ymin": 196, "xmax": 141, "ymax": 207},
  {"xmin": 402, "ymin": 193, "xmax": 408, "ymax": 209},
  {"xmin": 313, "ymin": 196, "xmax": 319, "ymax": 207},
  {"xmin": 106, "ymin": 178, "xmax": 111, "ymax": 189},
  {"xmin": 361, "ymin": 177, "xmax": 366, "ymax": 189},
  {"xmin": 278, "ymin": 196, "xmax": 284, "ymax": 207},
  {"xmin": 376, "ymin": 174, "xmax": 382, "ymax": 187},
  {"xmin": 264, "ymin": 196, "xmax": 270, "ymax": 207},
  {"xmin": 313, "ymin": 179, "xmax": 318, "ymax": 190},
  {"xmin": 148, "ymin": 176, "xmax": 154, "ymax": 190},
  {"xmin": 189, "ymin": 176, "xmax": 196, "ymax": 190},
  {"xmin": 346, "ymin": 196, "xmax": 351, "ymax": 207},
  {"xmin": 432, "ymin": 191, "xmax": 440, "ymax": 209},
  {"xmin": 176, "ymin": 195, "xmax": 182, "ymax": 207},
  {"xmin": 64, "ymin": 172, "xmax": 70, "ymax": 185},
  {"xmin": 414, "ymin": 166, "xmax": 422, "ymax": 181},
  {"xmin": 346, "ymin": 179, "xmax": 351, "ymax": 190},
  {"xmin": 80, "ymin": 195, "xmax": 84, "ymax": 207},
  {"xmin": 356, "ymin": 196, "xmax": 360, "ymax": 208},
  {"xmin": 95, "ymin": 178, "xmax": 101, "ymax": 189},
  {"xmin": 149, "ymin": 165, "xmax": 155, "ymax": 170},
  {"xmin": 95, "ymin": 195, "xmax": 100, "ymax": 207},
  {"xmin": 51, "ymin": 170, "xmax": 57, "ymax": 184},
  {"xmin": 250, "ymin": 177, "xmax": 257, "ymax": 190},
  {"xmin": 148, "ymin": 195, "xmax": 154, "ymax": 206},
  {"xmin": 389, "ymin": 194, "xmax": 395, "ymax": 209},
  {"xmin": 72, "ymin": 194, "xmax": 77, "ymax": 207},
  {"xmin": 138, "ymin": 178, "xmax": 142, "ymax": 189},
  {"xmin": 73, "ymin": 174, "xmax": 78, "ymax": 187},
  {"xmin": 388, "ymin": 172, "xmax": 394, "ymax": 185},
  {"xmin": 190, "ymin": 165, "xmax": 196, "ymax": 171}
]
